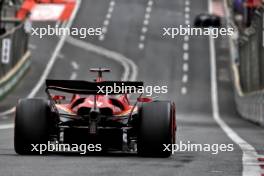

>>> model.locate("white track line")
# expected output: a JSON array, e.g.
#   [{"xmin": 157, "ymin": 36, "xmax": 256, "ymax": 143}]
[
  {"xmin": 181, "ymin": 87, "xmax": 187, "ymax": 95},
  {"xmin": 181, "ymin": 0, "xmax": 191, "ymax": 96},
  {"xmin": 142, "ymin": 26, "xmax": 148, "ymax": 33},
  {"xmin": 183, "ymin": 43, "xmax": 189, "ymax": 51},
  {"xmin": 0, "ymin": 124, "xmax": 14, "ymax": 130},
  {"xmin": 0, "ymin": 107, "xmax": 15, "ymax": 117},
  {"xmin": 138, "ymin": 0, "xmax": 153, "ymax": 50},
  {"xmin": 185, "ymin": 19, "xmax": 190, "ymax": 25},
  {"xmin": 138, "ymin": 43, "xmax": 144, "ymax": 50},
  {"xmin": 183, "ymin": 52, "xmax": 189, "ymax": 61},
  {"xmin": 99, "ymin": 0, "xmax": 115, "ymax": 41},
  {"xmin": 145, "ymin": 13, "xmax": 150, "ymax": 20},
  {"xmin": 185, "ymin": 6, "xmax": 190, "ymax": 13},
  {"xmin": 0, "ymin": 0, "xmax": 81, "ymax": 120},
  {"xmin": 71, "ymin": 61, "xmax": 79, "ymax": 70},
  {"xmin": 140, "ymin": 35, "xmax": 145, "ymax": 41},
  {"xmin": 184, "ymin": 35, "xmax": 189, "ymax": 42},
  {"xmin": 208, "ymin": 0, "xmax": 261, "ymax": 175},
  {"xmin": 66, "ymin": 36, "xmax": 138, "ymax": 81},
  {"xmin": 183, "ymin": 63, "xmax": 189, "ymax": 72},
  {"xmin": 70, "ymin": 72, "xmax": 77, "ymax": 80},
  {"xmin": 182, "ymin": 74, "xmax": 188, "ymax": 83},
  {"xmin": 185, "ymin": 13, "xmax": 190, "ymax": 19}
]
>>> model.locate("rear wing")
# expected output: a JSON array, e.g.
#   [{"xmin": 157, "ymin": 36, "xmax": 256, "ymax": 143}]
[{"xmin": 46, "ymin": 79, "xmax": 144, "ymax": 95}]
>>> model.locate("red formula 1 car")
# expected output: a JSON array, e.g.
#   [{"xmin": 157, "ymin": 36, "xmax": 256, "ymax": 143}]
[{"xmin": 14, "ymin": 68, "xmax": 176, "ymax": 157}]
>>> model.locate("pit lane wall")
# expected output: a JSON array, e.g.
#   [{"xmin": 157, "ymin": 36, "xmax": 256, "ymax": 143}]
[
  {"xmin": 224, "ymin": 0, "xmax": 264, "ymax": 126},
  {"xmin": 232, "ymin": 64, "xmax": 264, "ymax": 126},
  {"xmin": 0, "ymin": 18, "xmax": 31, "ymax": 100}
]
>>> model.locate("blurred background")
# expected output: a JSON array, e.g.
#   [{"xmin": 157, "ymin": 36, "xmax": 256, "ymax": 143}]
[{"xmin": 0, "ymin": 0, "xmax": 263, "ymax": 176}]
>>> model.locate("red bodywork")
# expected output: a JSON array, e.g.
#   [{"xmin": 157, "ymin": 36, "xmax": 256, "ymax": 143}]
[
  {"xmin": 52, "ymin": 72, "xmax": 140, "ymax": 117},
  {"xmin": 54, "ymin": 94, "xmax": 136, "ymax": 116}
]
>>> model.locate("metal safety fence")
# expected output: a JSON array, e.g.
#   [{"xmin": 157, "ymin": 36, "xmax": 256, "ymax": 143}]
[{"xmin": 0, "ymin": 18, "xmax": 30, "ymax": 78}]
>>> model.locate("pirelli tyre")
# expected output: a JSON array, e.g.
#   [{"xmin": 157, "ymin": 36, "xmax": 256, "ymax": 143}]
[
  {"xmin": 138, "ymin": 101, "xmax": 176, "ymax": 157},
  {"xmin": 14, "ymin": 98, "xmax": 51, "ymax": 155}
]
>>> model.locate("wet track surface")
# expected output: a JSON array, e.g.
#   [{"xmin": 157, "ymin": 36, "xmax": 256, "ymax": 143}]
[{"xmin": 0, "ymin": 0, "xmax": 264, "ymax": 176}]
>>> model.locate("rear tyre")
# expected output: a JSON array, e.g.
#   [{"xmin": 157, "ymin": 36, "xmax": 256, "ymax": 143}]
[
  {"xmin": 14, "ymin": 98, "xmax": 51, "ymax": 155},
  {"xmin": 137, "ymin": 101, "xmax": 175, "ymax": 157}
]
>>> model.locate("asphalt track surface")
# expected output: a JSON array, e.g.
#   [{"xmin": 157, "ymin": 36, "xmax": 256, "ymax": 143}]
[{"xmin": 0, "ymin": 0, "xmax": 264, "ymax": 176}]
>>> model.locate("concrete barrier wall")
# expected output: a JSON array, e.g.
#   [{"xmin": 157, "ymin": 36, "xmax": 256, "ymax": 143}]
[
  {"xmin": 224, "ymin": 0, "xmax": 264, "ymax": 126},
  {"xmin": 232, "ymin": 64, "xmax": 264, "ymax": 126}
]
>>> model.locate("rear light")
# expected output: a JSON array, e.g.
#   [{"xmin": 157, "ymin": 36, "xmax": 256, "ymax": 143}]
[
  {"xmin": 137, "ymin": 97, "xmax": 153, "ymax": 103},
  {"xmin": 52, "ymin": 95, "xmax": 66, "ymax": 101}
]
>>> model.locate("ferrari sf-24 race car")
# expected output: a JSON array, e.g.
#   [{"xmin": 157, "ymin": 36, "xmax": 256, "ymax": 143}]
[{"xmin": 14, "ymin": 68, "xmax": 176, "ymax": 157}]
